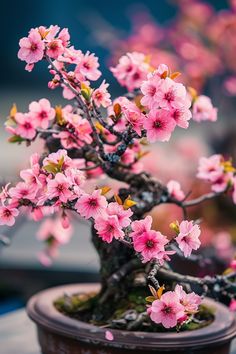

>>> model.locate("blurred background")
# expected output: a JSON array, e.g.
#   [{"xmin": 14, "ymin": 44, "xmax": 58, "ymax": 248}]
[{"xmin": 1, "ymin": 0, "xmax": 236, "ymax": 314}]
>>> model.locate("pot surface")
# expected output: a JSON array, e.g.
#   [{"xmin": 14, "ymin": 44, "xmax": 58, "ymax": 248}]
[{"xmin": 27, "ymin": 283, "xmax": 236, "ymax": 354}]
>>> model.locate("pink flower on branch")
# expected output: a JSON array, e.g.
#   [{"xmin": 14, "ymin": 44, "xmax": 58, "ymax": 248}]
[
  {"xmin": 75, "ymin": 189, "xmax": 107, "ymax": 219},
  {"xmin": 46, "ymin": 39, "xmax": 65, "ymax": 59},
  {"xmin": 149, "ymin": 291, "xmax": 185, "ymax": 328},
  {"xmin": 9, "ymin": 182, "xmax": 37, "ymax": 202},
  {"xmin": 197, "ymin": 154, "xmax": 223, "ymax": 181},
  {"xmin": 94, "ymin": 214, "xmax": 124, "ymax": 243},
  {"xmin": 167, "ymin": 180, "xmax": 185, "ymax": 201},
  {"xmin": 144, "ymin": 109, "xmax": 176, "ymax": 142},
  {"xmin": 174, "ymin": 284, "xmax": 201, "ymax": 314},
  {"xmin": 192, "ymin": 95, "xmax": 217, "ymax": 122},
  {"xmin": 76, "ymin": 51, "xmax": 101, "ymax": 81},
  {"xmin": 130, "ymin": 215, "xmax": 152, "ymax": 239},
  {"xmin": 155, "ymin": 77, "xmax": 189, "ymax": 111},
  {"xmin": 47, "ymin": 173, "xmax": 73, "ymax": 203},
  {"xmin": 148, "ymin": 286, "xmax": 201, "ymax": 328},
  {"xmin": 15, "ymin": 113, "xmax": 37, "ymax": 140},
  {"xmin": 133, "ymin": 229, "xmax": 169, "ymax": 263},
  {"xmin": 111, "ymin": 52, "xmax": 150, "ymax": 91},
  {"xmin": 0, "ymin": 206, "xmax": 19, "ymax": 226},
  {"xmin": 18, "ymin": 29, "xmax": 45, "ymax": 65},
  {"xmin": 92, "ymin": 80, "xmax": 111, "ymax": 108},
  {"xmin": 29, "ymin": 98, "xmax": 55, "ymax": 129},
  {"xmin": 122, "ymin": 100, "xmax": 146, "ymax": 136},
  {"xmin": 175, "ymin": 220, "xmax": 201, "ymax": 257},
  {"xmin": 107, "ymin": 202, "xmax": 133, "ymax": 228}
]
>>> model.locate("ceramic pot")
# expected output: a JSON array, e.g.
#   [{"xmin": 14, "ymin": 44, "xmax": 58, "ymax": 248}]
[{"xmin": 27, "ymin": 283, "xmax": 236, "ymax": 354}]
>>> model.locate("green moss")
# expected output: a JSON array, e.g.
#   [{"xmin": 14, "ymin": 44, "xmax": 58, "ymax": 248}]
[{"xmin": 54, "ymin": 291, "xmax": 98, "ymax": 315}]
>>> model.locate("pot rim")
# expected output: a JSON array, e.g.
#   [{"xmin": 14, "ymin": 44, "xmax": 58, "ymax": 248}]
[{"xmin": 27, "ymin": 283, "xmax": 236, "ymax": 350}]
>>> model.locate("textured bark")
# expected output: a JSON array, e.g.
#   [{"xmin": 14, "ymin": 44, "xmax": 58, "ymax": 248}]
[{"xmin": 91, "ymin": 170, "xmax": 169, "ymax": 299}]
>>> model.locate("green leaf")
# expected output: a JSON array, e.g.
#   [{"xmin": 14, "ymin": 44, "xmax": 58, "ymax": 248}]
[{"xmin": 8, "ymin": 135, "xmax": 25, "ymax": 143}]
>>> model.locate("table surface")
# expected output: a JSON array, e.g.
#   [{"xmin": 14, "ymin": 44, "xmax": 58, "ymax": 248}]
[{"xmin": 0, "ymin": 309, "xmax": 236, "ymax": 354}]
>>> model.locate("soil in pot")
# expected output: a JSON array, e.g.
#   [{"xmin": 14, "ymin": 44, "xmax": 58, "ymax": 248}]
[
  {"xmin": 54, "ymin": 285, "xmax": 214, "ymax": 332},
  {"xmin": 27, "ymin": 284, "xmax": 236, "ymax": 354}
]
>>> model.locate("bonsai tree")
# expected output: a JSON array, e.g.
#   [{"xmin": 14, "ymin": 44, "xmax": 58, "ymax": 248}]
[{"xmin": 1, "ymin": 25, "xmax": 236, "ymax": 331}]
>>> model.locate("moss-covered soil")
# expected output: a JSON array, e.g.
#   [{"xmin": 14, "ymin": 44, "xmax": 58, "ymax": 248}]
[{"xmin": 54, "ymin": 287, "xmax": 215, "ymax": 332}]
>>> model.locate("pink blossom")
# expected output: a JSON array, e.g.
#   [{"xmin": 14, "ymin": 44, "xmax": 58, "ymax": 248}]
[
  {"xmin": 144, "ymin": 109, "xmax": 176, "ymax": 142},
  {"xmin": 15, "ymin": 113, "xmax": 37, "ymax": 140},
  {"xmin": 130, "ymin": 215, "xmax": 152, "ymax": 239},
  {"xmin": 9, "ymin": 182, "xmax": 37, "ymax": 201},
  {"xmin": 230, "ymin": 259, "xmax": 236, "ymax": 269},
  {"xmin": 46, "ymin": 39, "xmax": 65, "ymax": 59},
  {"xmin": 29, "ymin": 98, "xmax": 55, "ymax": 129},
  {"xmin": 111, "ymin": 52, "xmax": 149, "ymax": 91},
  {"xmin": 59, "ymin": 46, "xmax": 83, "ymax": 64},
  {"xmin": 38, "ymin": 251, "xmax": 54, "ymax": 267},
  {"xmin": 167, "ymin": 180, "xmax": 185, "ymax": 201},
  {"xmin": 140, "ymin": 65, "xmax": 169, "ymax": 108},
  {"xmin": 0, "ymin": 206, "xmax": 19, "ymax": 226},
  {"xmin": 37, "ymin": 217, "xmax": 73, "ymax": 265},
  {"xmin": 140, "ymin": 72, "xmax": 161, "ymax": 108},
  {"xmin": 122, "ymin": 101, "xmax": 145, "ymax": 136},
  {"xmin": 192, "ymin": 95, "xmax": 217, "ymax": 122},
  {"xmin": 229, "ymin": 299, "xmax": 236, "ymax": 312},
  {"xmin": 211, "ymin": 172, "xmax": 233, "ymax": 193},
  {"xmin": 47, "ymin": 173, "xmax": 72, "ymax": 203},
  {"xmin": 107, "ymin": 202, "xmax": 133, "ymax": 228},
  {"xmin": 37, "ymin": 25, "xmax": 60, "ymax": 40},
  {"xmin": 120, "ymin": 148, "xmax": 136, "ymax": 165},
  {"xmin": 58, "ymin": 28, "xmax": 70, "ymax": 47},
  {"xmin": 76, "ymin": 51, "xmax": 101, "ymax": 81},
  {"xmin": 31, "ymin": 206, "xmax": 44, "ymax": 221},
  {"xmin": 155, "ymin": 78, "xmax": 189, "ymax": 111},
  {"xmin": 149, "ymin": 291, "xmax": 185, "ymax": 328},
  {"xmin": 94, "ymin": 214, "xmax": 124, "ymax": 243},
  {"xmin": 20, "ymin": 168, "xmax": 42, "ymax": 189},
  {"xmin": 75, "ymin": 189, "xmax": 107, "ymax": 219},
  {"xmin": 133, "ymin": 229, "xmax": 168, "ymax": 263},
  {"xmin": 158, "ymin": 249, "xmax": 176, "ymax": 265},
  {"xmin": 64, "ymin": 114, "xmax": 93, "ymax": 145},
  {"xmin": 174, "ymin": 285, "xmax": 201, "ymax": 314},
  {"xmin": 169, "ymin": 107, "xmax": 192, "ymax": 129},
  {"xmin": 25, "ymin": 63, "xmax": 34, "ymax": 72},
  {"xmin": 65, "ymin": 168, "xmax": 85, "ymax": 187},
  {"xmin": 37, "ymin": 217, "xmax": 72, "ymax": 244},
  {"xmin": 176, "ymin": 220, "xmax": 201, "ymax": 257},
  {"xmin": 92, "ymin": 80, "xmax": 111, "ymax": 108},
  {"xmin": 43, "ymin": 150, "xmax": 73, "ymax": 170},
  {"xmin": 197, "ymin": 155, "xmax": 224, "ymax": 182},
  {"xmin": 56, "ymin": 131, "xmax": 78, "ymax": 149},
  {"xmin": 18, "ymin": 29, "xmax": 45, "ymax": 64}
]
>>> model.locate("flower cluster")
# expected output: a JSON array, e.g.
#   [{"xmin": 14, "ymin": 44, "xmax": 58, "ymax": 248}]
[
  {"xmin": 110, "ymin": 62, "xmax": 211, "ymax": 143},
  {"xmin": 17, "ymin": 25, "xmax": 112, "ymax": 106},
  {"xmin": 0, "ymin": 146, "xmax": 202, "ymax": 267},
  {"xmin": 18, "ymin": 25, "xmax": 70, "ymax": 71},
  {"xmin": 106, "ymin": 1, "xmax": 236, "ymax": 96},
  {"xmin": 5, "ymin": 99, "xmax": 55, "ymax": 140},
  {"xmin": 192, "ymin": 95, "xmax": 217, "ymax": 123},
  {"xmin": 110, "ymin": 52, "xmax": 151, "ymax": 92},
  {"xmin": 197, "ymin": 154, "xmax": 236, "ymax": 198},
  {"xmin": 148, "ymin": 284, "xmax": 201, "ymax": 328}
]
